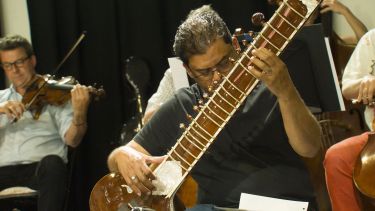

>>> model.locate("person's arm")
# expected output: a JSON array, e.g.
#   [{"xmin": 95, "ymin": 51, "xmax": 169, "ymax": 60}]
[
  {"xmin": 108, "ymin": 140, "xmax": 165, "ymax": 196},
  {"xmin": 0, "ymin": 100, "xmax": 25, "ymax": 121},
  {"xmin": 249, "ymin": 48, "xmax": 321, "ymax": 158},
  {"xmin": 64, "ymin": 84, "xmax": 90, "ymax": 147},
  {"xmin": 321, "ymin": 0, "xmax": 367, "ymax": 43}
]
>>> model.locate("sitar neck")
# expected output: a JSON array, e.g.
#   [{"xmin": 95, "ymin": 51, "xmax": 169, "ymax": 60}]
[{"xmin": 157, "ymin": 0, "xmax": 321, "ymax": 198}]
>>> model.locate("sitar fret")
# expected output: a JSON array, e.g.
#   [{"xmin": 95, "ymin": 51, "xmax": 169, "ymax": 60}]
[
  {"xmin": 177, "ymin": 140, "xmax": 198, "ymax": 159},
  {"xmin": 265, "ymin": 22, "xmax": 289, "ymax": 41},
  {"xmin": 201, "ymin": 110, "xmax": 222, "ymax": 128},
  {"xmin": 183, "ymin": 136, "xmax": 204, "ymax": 151},
  {"xmin": 189, "ymin": 124, "xmax": 211, "ymax": 143},
  {"xmin": 283, "ymin": 0, "xmax": 306, "ymax": 19},
  {"xmin": 217, "ymin": 87, "xmax": 239, "ymax": 105},
  {"xmin": 276, "ymin": 12, "xmax": 297, "ymax": 30},
  {"xmin": 170, "ymin": 150, "xmax": 191, "ymax": 168},
  {"xmin": 211, "ymin": 100, "xmax": 230, "ymax": 116},
  {"xmin": 205, "ymin": 105, "xmax": 225, "ymax": 122},
  {"xmin": 214, "ymin": 92, "xmax": 236, "ymax": 108},
  {"xmin": 221, "ymin": 77, "xmax": 246, "ymax": 97},
  {"xmin": 236, "ymin": 59, "xmax": 256, "ymax": 78},
  {"xmin": 167, "ymin": 153, "xmax": 188, "ymax": 172},
  {"xmin": 258, "ymin": 34, "xmax": 282, "ymax": 52}
]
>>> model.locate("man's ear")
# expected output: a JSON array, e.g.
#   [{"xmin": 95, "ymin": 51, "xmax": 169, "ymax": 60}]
[
  {"xmin": 183, "ymin": 63, "xmax": 194, "ymax": 78},
  {"xmin": 30, "ymin": 55, "xmax": 37, "ymax": 67}
]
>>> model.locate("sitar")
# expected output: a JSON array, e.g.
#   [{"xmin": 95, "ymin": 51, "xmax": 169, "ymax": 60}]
[{"xmin": 89, "ymin": 1, "xmax": 321, "ymax": 210}]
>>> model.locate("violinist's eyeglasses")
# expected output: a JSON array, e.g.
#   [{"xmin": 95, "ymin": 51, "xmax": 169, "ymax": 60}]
[{"xmin": 1, "ymin": 56, "xmax": 30, "ymax": 70}]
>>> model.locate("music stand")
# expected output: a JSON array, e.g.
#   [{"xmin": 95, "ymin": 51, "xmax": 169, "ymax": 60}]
[{"xmin": 293, "ymin": 23, "xmax": 345, "ymax": 113}]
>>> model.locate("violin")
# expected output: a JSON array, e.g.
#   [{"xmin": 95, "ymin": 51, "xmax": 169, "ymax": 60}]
[{"xmin": 22, "ymin": 74, "xmax": 105, "ymax": 120}]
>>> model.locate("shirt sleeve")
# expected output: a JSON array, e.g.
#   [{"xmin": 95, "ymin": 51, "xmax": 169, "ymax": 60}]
[
  {"xmin": 0, "ymin": 89, "xmax": 13, "ymax": 128},
  {"xmin": 135, "ymin": 88, "xmax": 195, "ymax": 156},
  {"xmin": 145, "ymin": 68, "xmax": 175, "ymax": 112},
  {"xmin": 51, "ymin": 101, "xmax": 73, "ymax": 142},
  {"xmin": 342, "ymin": 29, "xmax": 375, "ymax": 90}
]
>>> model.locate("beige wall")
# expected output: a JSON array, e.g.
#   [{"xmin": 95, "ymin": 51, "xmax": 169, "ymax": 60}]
[
  {"xmin": 0, "ymin": 0, "xmax": 373, "ymax": 45},
  {"xmin": 0, "ymin": 0, "xmax": 31, "ymax": 41},
  {"xmin": 0, "ymin": 0, "xmax": 30, "ymax": 86},
  {"xmin": 0, "ymin": 0, "xmax": 373, "ymax": 43},
  {"xmin": 333, "ymin": 0, "xmax": 375, "ymax": 37}
]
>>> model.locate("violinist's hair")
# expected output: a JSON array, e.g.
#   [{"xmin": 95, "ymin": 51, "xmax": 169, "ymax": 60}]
[
  {"xmin": 173, "ymin": 5, "xmax": 231, "ymax": 65},
  {"xmin": 0, "ymin": 35, "xmax": 34, "ymax": 57}
]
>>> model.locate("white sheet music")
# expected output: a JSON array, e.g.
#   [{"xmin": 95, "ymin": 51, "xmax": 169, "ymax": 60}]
[
  {"xmin": 168, "ymin": 57, "xmax": 189, "ymax": 91},
  {"xmin": 239, "ymin": 193, "xmax": 309, "ymax": 211}
]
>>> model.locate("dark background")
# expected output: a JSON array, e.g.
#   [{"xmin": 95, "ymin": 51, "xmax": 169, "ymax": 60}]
[{"xmin": 0, "ymin": 1, "xmax": 329, "ymax": 210}]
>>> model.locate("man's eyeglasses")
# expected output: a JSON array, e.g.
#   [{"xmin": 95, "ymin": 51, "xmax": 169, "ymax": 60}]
[
  {"xmin": 189, "ymin": 54, "xmax": 233, "ymax": 81},
  {"xmin": 1, "ymin": 56, "xmax": 30, "ymax": 70}
]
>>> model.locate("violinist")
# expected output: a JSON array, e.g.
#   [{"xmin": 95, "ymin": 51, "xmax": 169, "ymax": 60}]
[
  {"xmin": 0, "ymin": 35, "xmax": 90, "ymax": 211},
  {"xmin": 324, "ymin": 29, "xmax": 375, "ymax": 211}
]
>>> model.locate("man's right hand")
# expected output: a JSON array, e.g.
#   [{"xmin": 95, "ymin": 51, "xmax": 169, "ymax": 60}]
[
  {"xmin": 0, "ymin": 101, "xmax": 25, "ymax": 120},
  {"xmin": 113, "ymin": 145, "xmax": 165, "ymax": 196}
]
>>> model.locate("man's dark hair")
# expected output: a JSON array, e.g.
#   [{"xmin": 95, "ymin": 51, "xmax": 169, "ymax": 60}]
[
  {"xmin": 0, "ymin": 35, "xmax": 34, "ymax": 58},
  {"xmin": 173, "ymin": 5, "xmax": 231, "ymax": 65}
]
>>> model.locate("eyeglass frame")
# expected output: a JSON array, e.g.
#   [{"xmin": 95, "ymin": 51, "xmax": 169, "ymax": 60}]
[
  {"xmin": 0, "ymin": 56, "xmax": 31, "ymax": 71},
  {"xmin": 187, "ymin": 51, "xmax": 234, "ymax": 81}
]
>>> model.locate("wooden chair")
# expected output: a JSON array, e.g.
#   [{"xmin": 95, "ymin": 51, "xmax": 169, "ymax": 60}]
[{"xmin": 0, "ymin": 148, "xmax": 77, "ymax": 211}]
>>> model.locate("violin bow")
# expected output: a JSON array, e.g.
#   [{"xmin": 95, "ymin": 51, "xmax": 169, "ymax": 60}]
[{"xmin": 24, "ymin": 31, "xmax": 87, "ymax": 110}]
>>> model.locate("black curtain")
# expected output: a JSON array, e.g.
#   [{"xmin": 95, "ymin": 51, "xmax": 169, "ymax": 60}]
[{"xmin": 26, "ymin": 0, "xmax": 271, "ymax": 210}]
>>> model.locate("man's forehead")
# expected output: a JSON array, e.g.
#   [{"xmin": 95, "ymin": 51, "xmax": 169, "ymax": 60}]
[
  {"xmin": 0, "ymin": 48, "xmax": 27, "ymax": 58},
  {"xmin": 188, "ymin": 42, "xmax": 232, "ymax": 70}
]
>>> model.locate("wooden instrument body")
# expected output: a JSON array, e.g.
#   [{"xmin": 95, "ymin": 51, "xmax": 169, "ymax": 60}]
[
  {"xmin": 353, "ymin": 133, "xmax": 375, "ymax": 210},
  {"xmin": 89, "ymin": 173, "xmax": 185, "ymax": 211}
]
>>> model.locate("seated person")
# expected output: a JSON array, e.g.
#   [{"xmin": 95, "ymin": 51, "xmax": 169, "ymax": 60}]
[
  {"xmin": 0, "ymin": 35, "xmax": 90, "ymax": 211},
  {"xmin": 107, "ymin": 5, "xmax": 321, "ymax": 209},
  {"xmin": 324, "ymin": 29, "xmax": 375, "ymax": 211}
]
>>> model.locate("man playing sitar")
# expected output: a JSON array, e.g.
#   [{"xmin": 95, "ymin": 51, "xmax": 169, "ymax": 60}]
[{"xmin": 96, "ymin": 3, "xmax": 322, "ymax": 210}]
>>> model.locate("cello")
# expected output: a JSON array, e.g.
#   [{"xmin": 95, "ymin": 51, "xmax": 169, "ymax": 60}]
[{"xmin": 353, "ymin": 132, "xmax": 375, "ymax": 209}]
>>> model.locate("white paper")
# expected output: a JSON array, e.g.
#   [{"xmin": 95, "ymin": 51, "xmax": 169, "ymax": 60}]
[
  {"xmin": 168, "ymin": 57, "xmax": 189, "ymax": 91},
  {"xmin": 239, "ymin": 193, "xmax": 309, "ymax": 211}
]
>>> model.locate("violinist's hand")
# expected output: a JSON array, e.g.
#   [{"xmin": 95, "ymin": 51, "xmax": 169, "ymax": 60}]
[
  {"xmin": 320, "ymin": 0, "xmax": 348, "ymax": 15},
  {"xmin": 113, "ymin": 145, "xmax": 166, "ymax": 196},
  {"xmin": 71, "ymin": 84, "xmax": 90, "ymax": 125},
  {"xmin": 0, "ymin": 101, "xmax": 25, "ymax": 120},
  {"xmin": 357, "ymin": 75, "xmax": 375, "ymax": 105},
  {"xmin": 248, "ymin": 48, "xmax": 294, "ymax": 100}
]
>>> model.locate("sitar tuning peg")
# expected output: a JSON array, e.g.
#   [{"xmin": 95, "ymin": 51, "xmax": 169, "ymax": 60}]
[
  {"xmin": 193, "ymin": 105, "xmax": 200, "ymax": 112},
  {"xmin": 234, "ymin": 28, "xmax": 244, "ymax": 35},
  {"xmin": 242, "ymin": 39, "xmax": 249, "ymax": 47},
  {"xmin": 186, "ymin": 114, "xmax": 193, "ymax": 122},
  {"xmin": 251, "ymin": 12, "xmax": 266, "ymax": 27},
  {"xmin": 179, "ymin": 123, "xmax": 186, "ymax": 129},
  {"xmin": 232, "ymin": 35, "xmax": 242, "ymax": 54}
]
